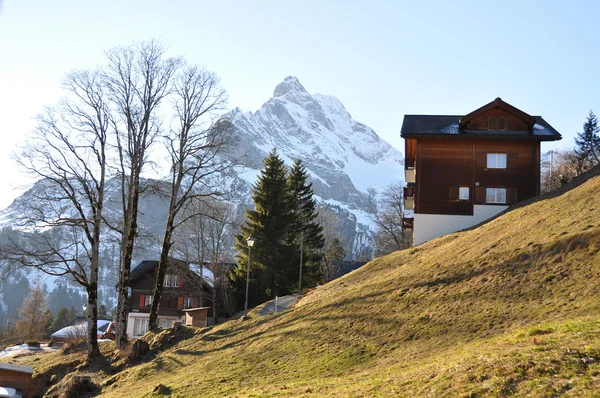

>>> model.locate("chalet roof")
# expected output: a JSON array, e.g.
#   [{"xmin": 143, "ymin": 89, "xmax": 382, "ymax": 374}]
[
  {"xmin": 400, "ymin": 98, "xmax": 561, "ymax": 141},
  {"xmin": 401, "ymin": 115, "xmax": 560, "ymax": 140},
  {"xmin": 130, "ymin": 258, "xmax": 189, "ymax": 280}
]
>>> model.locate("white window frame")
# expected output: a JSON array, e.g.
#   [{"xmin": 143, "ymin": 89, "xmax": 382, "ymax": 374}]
[
  {"xmin": 487, "ymin": 153, "xmax": 507, "ymax": 169},
  {"xmin": 458, "ymin": 187, "xmax": 470, "ymax": 201},
  {"xmin": 486, "ymin": 188, "xmax": 507, "ymax": 204},
  {"xmin": 144, "ymin": 295, "xmax": 153, "ymax": 307},
  {"xmin": 164, "ymin": 274, "xmax": 179, "ymax": 288},
  {"xmin": 184, "ymin": 297, "xmax": 193, "ymax": 309},
  {"xmin": 133, "ymin": 318, "xmax": 148, "ymax": 336}
]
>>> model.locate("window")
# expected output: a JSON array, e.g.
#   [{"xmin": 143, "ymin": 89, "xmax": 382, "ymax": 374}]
[
  {"xmin": 486, "ymin": 188, "xmax": 507, "ymax": 204},
  {"xmin": 144, "ymin": 295, "xmax": 153, "ymax": 307},
  {"xmin": 487, "ymin": 153, "xmax": 507, "ymax": 169},
  {"xmin": 459, "ymin": 187, "xmax": 469, "ymax": 201},
  {"xmin": 488, "ymin": 117, "xmax": 507, "ymax": 131},
  {"xmin": 133, "ymin": 318, "xmax": 148, "ymax": 336},
  {"xmin": 158, "ymin": 318, "xmax": 171, "ymax": 329},
  {"xmin": 184, "ymin": 297, "xmax": 193, "ymax": 309},
  {"xmin": 164, "ymin": 274, "xmax": 179, "ymax": 288}
]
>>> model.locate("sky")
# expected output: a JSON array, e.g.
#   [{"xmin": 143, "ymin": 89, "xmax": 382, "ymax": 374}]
[{"xmin": 0, "ymin": 0, "xmax": 599, "ymax": 209}]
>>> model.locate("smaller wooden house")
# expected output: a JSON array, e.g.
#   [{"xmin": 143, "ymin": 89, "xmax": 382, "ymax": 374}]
[
  {"xmin": 0, "ymin": 363, "xmax": 33, "ymax": 398},
  {"xmin": 126, "ymin": 259, "xmax": 211, "ymax": 338},
  {"xmin": 183, "ymin": 307, "xmax": 211, "ymax": 328}
]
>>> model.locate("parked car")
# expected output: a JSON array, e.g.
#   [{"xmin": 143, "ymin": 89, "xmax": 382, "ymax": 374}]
[{"xmin": 101, "ymin": 322, "xmax": 116, "ymax": 340}]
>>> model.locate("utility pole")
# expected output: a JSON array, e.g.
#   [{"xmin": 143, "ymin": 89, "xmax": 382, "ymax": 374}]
[
  {"xmin": 298, "ymin": 231, "xmax": 304, "ymax": 295},
  {"xmin": 549, "ymin": 149, "xmax": 554, "ymax": 190}
]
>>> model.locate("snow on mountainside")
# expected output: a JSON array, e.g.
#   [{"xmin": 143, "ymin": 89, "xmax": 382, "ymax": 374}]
[
  {"xmin": 0, "ymin": 76, "xmax": 403, "ymax": 318},
  {"xmin": 224, "ymin": 76, "xmax": 404, "ymax": 257}
]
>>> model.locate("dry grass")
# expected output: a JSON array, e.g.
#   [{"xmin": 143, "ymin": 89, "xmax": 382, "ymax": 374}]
[{"xmin": 4, "ymin": 167, "xmax": 600, "ymax": 397}]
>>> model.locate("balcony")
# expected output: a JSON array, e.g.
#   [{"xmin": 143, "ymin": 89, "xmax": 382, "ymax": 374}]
[
  {"xmin": 403, "ymin": 186, "xmax": 415, "ymax": 210},
  {"xmin": 405, "ymin": 166, "xmax": 415, "ymax": 184},
  {"xmin": 402, "ymin": 217, "xmax": 414, "ymax": 230}
]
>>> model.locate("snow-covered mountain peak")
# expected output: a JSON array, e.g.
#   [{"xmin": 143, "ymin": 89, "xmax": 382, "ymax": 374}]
[{"xmin": 273, "ymin": 76, "xmax": 307, "ymax": 98}]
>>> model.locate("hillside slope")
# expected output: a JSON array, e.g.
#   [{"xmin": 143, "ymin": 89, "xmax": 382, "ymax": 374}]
[{"xmin": 8, "ymin": 167, "xmax": 600, "ymax": 397}]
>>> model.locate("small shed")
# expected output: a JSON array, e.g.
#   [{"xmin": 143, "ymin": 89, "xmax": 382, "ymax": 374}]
[
  {"xmin": 0, "ymin": 362, "xmax": 33, "ymax": 397},
  {"xmin": 182, "ymin": 307, "xmax": 210, "ymax": 328}
]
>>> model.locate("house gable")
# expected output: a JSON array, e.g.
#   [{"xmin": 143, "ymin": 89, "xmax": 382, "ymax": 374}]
[{"xmin": 459, "ymin": 97, "xmax": 536, "ymax": 132}]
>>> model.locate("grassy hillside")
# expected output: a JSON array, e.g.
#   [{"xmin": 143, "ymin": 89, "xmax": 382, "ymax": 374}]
[{"xmin": 6, "ymin": 167, "xmax": 600, "ymax": 397}]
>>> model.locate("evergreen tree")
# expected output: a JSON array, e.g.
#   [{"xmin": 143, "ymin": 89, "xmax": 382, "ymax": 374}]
[
  {"xmin": 67, "ymin": 306, "xmax": 78, "ymax": 322},
  {"xmin": 98, "ymin": 305, "xmax": 109, "ymax": 319},
  {"xmin": 322, "ymin": 237, "xmax": 346, "ymax": 281},
  {"xmin": 15, "ymin": 281, "xmax": 48, "ymax": 339},
  {"xmin": 51, "ymin": 306, "xmax": 73, "ymax": 333},
  {"xmin": 287, "ymin": 160, "xmax": 325, "ymax": 289},
  {"xmin": 326, "ymin": 238, "xmax": 346, "ymax": 262},
  {"xmin": 232, "ymin": 149, "xmax": 296, "ymax": 304},
  {"xmin": 43, "ymin": 309, "xmax": 54, "ymax": 337},
  {"xmin": 575, "ymin": 110, "xmax": 600, "ymax": 166}
]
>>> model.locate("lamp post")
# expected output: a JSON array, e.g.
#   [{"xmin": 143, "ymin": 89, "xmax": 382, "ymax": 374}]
[
  {"xmin": 244, "ymin": 236, "xmax": 255, "ymax": 319},
  {"xmin": 298, "ymin": 231, "xmax": 304, "ymax": 295}
]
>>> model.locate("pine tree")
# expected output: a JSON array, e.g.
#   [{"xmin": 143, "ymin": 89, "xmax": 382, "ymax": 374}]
[
  {"xmin": 50, "ymin": 306, "xmax": 73, "ymax": 333},
  {"xmin": 288, "ymin": 160, "xmax": 325, "ymax": 289},
  {"xmin": 323, "ymin": 237, "xmax": 346, "ymax": 280},
  {"xmin": 98, "ymin": 305, "xmax": 109, "ymax": 319},
  {"xmin": 43, "ymin": 309, "xmax": 54, "ymax": 337},
  {"xmin": 15, "ymin": 281, "xmax": 48, "ymax": 340},
  {"xmin": 575, "ymin": 110, "xmax": 600, "ymax": 166},
  {"xmin": 232, "ymin": 149, "xmax": 296, "ymax": 304}
]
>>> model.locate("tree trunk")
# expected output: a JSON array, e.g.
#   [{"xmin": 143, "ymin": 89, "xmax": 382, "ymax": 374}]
[
  {"xmin": 86, "ymin": 284, "xmax": 100, "ymax": 359},
  {"xmin": 148, "ymin": 214, "xmax": 175, "ymax": 330}
]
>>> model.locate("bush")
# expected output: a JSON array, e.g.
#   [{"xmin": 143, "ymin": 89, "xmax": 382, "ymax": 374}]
[{"xmin": 25, "ymin": 340, "xmax": 41, "ymax": 347}]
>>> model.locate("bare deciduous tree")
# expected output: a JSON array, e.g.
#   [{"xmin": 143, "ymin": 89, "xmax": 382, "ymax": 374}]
[
  {"xmin": 148, "ymin": 65, "xmax": 234, "ymax": 330},
  {"xmin": 373, "ymin": 183, "xmax": 411, "ymax": 256},
  {"xmin": 541, "ymin": 149, "xmax": 590, "ymax": 193},
  {"xmin": 6, "ymin": 69, "xmax": 110, "ymax": 359},
  {"xmin": 102, "ymin": 40, "xmax": 182, "ymax": 348}
]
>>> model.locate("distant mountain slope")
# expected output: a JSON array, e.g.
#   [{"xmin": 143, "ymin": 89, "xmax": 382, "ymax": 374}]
[
  {"xmin": 59, "ymin": 165, "xmax": 600, "ymax": 397},
  {"xmin": 0, "ymin": 76, "xmax": 403, "ymax": 317},
  {"xmin": 224, "ymin": 76, "xmax": 404, "ymax": 258}
]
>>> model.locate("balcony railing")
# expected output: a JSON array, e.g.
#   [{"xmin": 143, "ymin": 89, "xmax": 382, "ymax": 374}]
[
  {"xmin": 404, "ymin": 186, "xmax": 415, "ymax": 210},
  {"xmin": 402, "ymin": 217, "xmax": 414, "ymax": 230},
  {"xmin": 405, "ymin": 166, "xmax": 415, "ymax": 184}
]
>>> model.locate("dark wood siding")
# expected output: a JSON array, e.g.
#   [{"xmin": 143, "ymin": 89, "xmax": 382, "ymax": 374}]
[
  {"xmin": 416, "ymin": 139, "xmax": 474, "ymax": 215},
  {"xmin": 462, "ymin": 108, "xmax": 531, "ymax": 131},
  {"xmin": 473, "ymin": 140, "xmax": 537, "ymax": 204},
  {"xmin": 415, "ymin": 138, "xmax": 539, "ymax": 215},
  {"xmin": 129, "ymin": 267, "xmax": 209, "ymax": 317}
]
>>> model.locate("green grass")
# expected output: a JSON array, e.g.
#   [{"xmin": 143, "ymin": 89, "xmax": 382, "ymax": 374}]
[{"xmin": 5, "ymin": 167, "xmax": 600, "ymax": 396}]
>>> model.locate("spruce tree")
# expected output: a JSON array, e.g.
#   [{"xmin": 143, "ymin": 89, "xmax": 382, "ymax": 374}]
[
  {"xmin": 232, "ymin": 149, "xmax": 295, "ymax": 305},
  {"xmin": 575, "ymin": 110, "xmax": 600, "ymax": 166},
  {"xmin": 51, "ymin": 307, "xmax": 73, "ymax": 333},
  {"xmin": 287, "ymin": 160, "xmax": 325, "ymax": 289}
]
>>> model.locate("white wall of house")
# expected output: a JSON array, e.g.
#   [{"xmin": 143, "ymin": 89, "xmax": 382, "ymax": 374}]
[
  {"xmin": 413, "ymin": 205, "xmax": 509, "ymax": 246},
  {"xmin": 126, "ymin": 312, "xmax": 184, "ymax": 338}
]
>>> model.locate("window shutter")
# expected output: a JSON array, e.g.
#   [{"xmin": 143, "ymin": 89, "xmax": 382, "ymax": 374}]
[
  {"xmin": 498, "ymin": 118, "xmax": 506, "ymax": 130},
  {"xmin": 193, "ymin": 298, "xmax": 199, "ymax": 308},
  {"xmin": 139, "ymin": 294, "xmax": 145, "ymax": 308},
  {"xmin": 507, "ymin": 153, "xmax": 518, "ymax": 169},
  {"xmin": 476, "ymin": 153, "xmax": 487, "ymax": 168},
  {"xmin": 448, "ymin": 186, "xmax": 459, "ymax": 201},
  {"xmin": 179, "ymin": 275, "xmax": 184, "ymax": 288},
  {"xmin": 177, "ymin": 297, "xmax": 184, "ymax": 310},
  {"xmin": 507, "ymin": 187, "xmax": 518, "ymax": 204},
  {"xmin": 475, "ymin": 187, "xmax": 486, "ymax": 204}
]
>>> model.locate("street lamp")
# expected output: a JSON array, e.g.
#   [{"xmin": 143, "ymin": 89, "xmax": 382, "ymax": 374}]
[{"xmin": 243, "ymin": 236, "xmax": 255, "ymax": 320}]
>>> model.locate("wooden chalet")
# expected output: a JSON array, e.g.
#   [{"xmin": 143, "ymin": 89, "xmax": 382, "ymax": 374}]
[
  {"xmin": 126, "ymin": 259, "xmax": 211, "ymax": 338},
  {"xmin": 400, "ymin": 98, "xmax": 561, "ymax": 245}
]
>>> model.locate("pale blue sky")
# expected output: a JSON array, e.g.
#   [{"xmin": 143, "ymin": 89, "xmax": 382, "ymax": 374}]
[{"xmin": 0, "ymin": 1, "xmax": 598, "ymax": 208}]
